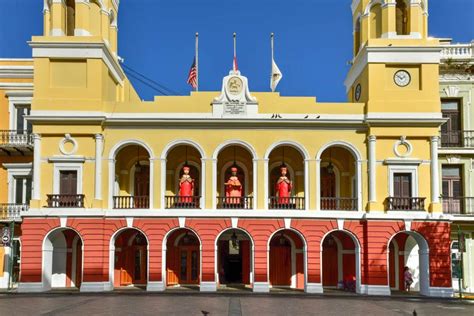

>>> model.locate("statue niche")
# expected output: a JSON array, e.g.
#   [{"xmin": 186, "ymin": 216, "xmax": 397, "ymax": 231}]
[
  {"xmin": 178, "ymin": 165, "xmax": 198, "ymax": 206},
  {"xmin": 275, "ymin": 165, "xmax": 293, "ymax": 204},
  {"xmin": 224, "ymin": 166, "xmax": 244, "ymax": 205}
]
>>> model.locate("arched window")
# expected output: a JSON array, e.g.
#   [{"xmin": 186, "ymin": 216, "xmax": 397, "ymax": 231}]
[
  {"xmin": 66, "ymin": 0, "xmax": 75, "ymax": 36},
  {"xmin": 396, "ymin": 0, "xmax": 409, "ymax": 35},
  {"xmin": 354, "ymin": 17, "xmax": 361, "ymax": 54},
  {"xmin": 370, "ymin": 4, "xmax": 382, "ymax": 39}
]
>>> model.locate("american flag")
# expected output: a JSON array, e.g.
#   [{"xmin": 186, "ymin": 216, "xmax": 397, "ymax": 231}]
[{"xmin": 187, "ymin": 57, "xmax": 197, "ymax": 89}]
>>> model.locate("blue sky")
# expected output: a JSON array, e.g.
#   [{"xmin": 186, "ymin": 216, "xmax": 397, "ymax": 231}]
[{"xmin": 0, "ymin": 0, "xmax": 473, "ymax": 101}]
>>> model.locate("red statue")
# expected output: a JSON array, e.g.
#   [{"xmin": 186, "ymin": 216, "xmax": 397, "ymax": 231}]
[
  {"xmin": 179, "ymin": 166, "xmax": 194, "ymax": 203},
  {"xmin": 225, "ymin": 167, "xmax": 242, "ymax": 204},
  {"xmin": 275, "ymin": 165, "xmax": 292, "ymax": 204}
]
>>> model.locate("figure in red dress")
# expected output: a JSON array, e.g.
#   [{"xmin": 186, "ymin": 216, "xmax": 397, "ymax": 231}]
[
  {"xmin": 275, "ymin": 165, "xmax": 292, "ymax": 204},
  {"xmin": 225, "ymin": 166, "xmax": 242, "ymax": 205},
  {"xmin": 179, "ymin": 166, "xmax": 194, "ymax": 203}
]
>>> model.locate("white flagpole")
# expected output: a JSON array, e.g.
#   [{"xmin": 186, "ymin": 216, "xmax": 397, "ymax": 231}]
[
  {"xmin": 271, "ymin": 32, "xmax": 274, "ymax": 62},
  {"xmin": 233, "ymin": 32, "xmax": 236, "ymax": 71},
  {"xmin": 195, "ymin": 32, "xmax": 199, "ymax": 91}
]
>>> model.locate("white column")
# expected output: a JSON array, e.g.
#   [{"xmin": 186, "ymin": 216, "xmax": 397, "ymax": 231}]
[
  {"xmin": 108, "ymin": 159, "xmax": 115, "ymax": 209},
  {"xmin": 252, "ymin": 159, "xmax": 258, "ymax": 210},
  {"xmin": 94, "ymin": 134, "xmax": 104, "ymax": 200},
  {"xmin": 160, "ymin": 158, "xmax": 167, "ymax": 209},
  {"xmin": 200, "ymin": 158, "xmax": 206, "ymax": 209},
  {"xmin": 32, "ymin": 133, "xmax": 41, "ymax": 200},
  {"xmin": 149, "ymin": 159, "xmax": 154, "ymax": 209},
  {"xmin": 356, "ymin": 160, "xmax": 363, "ymax": 212},
  {"xmin": 304, "ymin": 159, "xmax": 310, "ymax": 210},
  {"xmin": 430, "ymin": 136, "xmax": 440, "ymax": 203},
  {"xmin": 212, "ymin": 159, "xmax": 217, "ymax": 209},
  {"xmin": 315, "ymin": 159, "xmax": 321, "ymax": 211},
  {"xmin": 263, "ymin": 158, "xmax": 269, "ymax": 210},
  {"xmin": 368, "ymin": 135, "xmax": 377, "ymax": 202}
]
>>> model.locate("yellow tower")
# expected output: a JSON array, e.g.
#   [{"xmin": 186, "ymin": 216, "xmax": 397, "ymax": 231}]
[{"xmin": 346, "ymin": 0, "xmax": 444, "ymax": 212}]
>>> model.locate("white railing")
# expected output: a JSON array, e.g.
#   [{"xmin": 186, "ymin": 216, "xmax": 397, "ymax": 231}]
[
  {"xmin": 440, "ymin": 43, "xmax": 473, "ymax": 60},
  {"xmin": 0, "ymin": 204, "xmax": 28, "ymax": 221}
]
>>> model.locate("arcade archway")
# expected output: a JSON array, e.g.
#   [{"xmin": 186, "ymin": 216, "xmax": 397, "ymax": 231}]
[
  {"xmin": 321, "ymin": 230, "xmax": 359, "ymax": 292},
  {"xmin": 113, "ymin": 229, "xmax": 148, "ymax": 288},
  {"xmin": 216, "ymin": 229, "xmax": 253, "ymax": 288},
  {"xmin": 166, "ymin": 229, "xmax": 201, "ymax": 287},
  {"xmin": 269, "ymin": 229, "xmax": 305, "ymax": 290},
  {"xmin": 388, "ymin": 231, "xmax": 430, "ymax": 295},
  {"xmin": 42, "ymin": 228, "xmax": 83, "ymax": 290}
]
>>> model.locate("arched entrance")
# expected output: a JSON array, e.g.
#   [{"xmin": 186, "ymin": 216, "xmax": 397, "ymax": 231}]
[
  {"xmin": 269, "ymin": 230, "xmax": 305, "ymax": 290},
  {"xmin": 321, "ymin": 230, "xmax": 359, "ymax": 292},
  {"xmin": 113, "ymin": 229, "xmax": 148, "ymax": 288},
  {"xmin": 388, "ymin": 231, "xmax": 429, "ymax": 295},
  {"xmin": 216, "ymin": 229, "xmax": 253, "ymax": 288},
  {"xmin": 43, "ymin": 228, "xmax": 83, "ymax": 290},
  {"xmin": 166, "ymin": 229, "xmax": 201, "ymax": 287}
]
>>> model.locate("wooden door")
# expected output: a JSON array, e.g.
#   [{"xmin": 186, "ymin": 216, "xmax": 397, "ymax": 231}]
[
  {"xmin": 270, "ymin": 245, "xmax": 291, "ymax": 286},
  {"xmin": 60, "ymin": 171, "xmax": 77, "ymax": 195},
  {"xmin": 321, "ymin": 167, "xmax": 336, "ymax": 209},
  {"xmin": 133, "ymin": 245, "xmax": 147, "ymax": 284},
  {"xmin": 393, "ymin": 173, "xmax": 411, "ymax": 198},
  {"xmin": 134, "ymin": 166, "xmax": 150, "ymax": 207},
  {"xmin": 75, "ymin": 239, "xmax": 83, "ymax": 288},
  {"xmin": 389, "ymin": 242, "xmax": 396, "ymax": 288},
  {"xmin": 240, "ymin": 240, "xmax": 251, "ymax": 284},
  {"xmin": 120, "ymin": 246, "xmax": 133, "ymax": 286},
  {"xmin": 442, "ymin": 166, "xmax": 463, "ymax": 214},
  {"xmin": 322, "ymin": 237, "xmax": 338, "ymax": 286},
  {"xmin": 178, "ymin": 246, "xmax": 199, "ymax": 284},
  {"xmin": 441, "ymin": 100, "xmax": 461, "ymax": 146}
]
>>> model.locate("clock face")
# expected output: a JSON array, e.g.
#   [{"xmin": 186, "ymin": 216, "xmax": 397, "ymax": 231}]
[
  {"xmin": 227, "ymin": 77, "xmax": 243, "ymax": 95},
  {"xmin": 394, "ymin": 70, "xmax": 411, "ymax": 87},
  {"xmin": 355, "ymin": 84, "xmax": 362, "ymax": 101}
]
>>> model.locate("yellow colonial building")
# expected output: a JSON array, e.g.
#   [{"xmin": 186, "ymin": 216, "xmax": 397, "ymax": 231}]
[{"xmin": 0, "ymin": 0, "xmax": 457, "ymax": 296}]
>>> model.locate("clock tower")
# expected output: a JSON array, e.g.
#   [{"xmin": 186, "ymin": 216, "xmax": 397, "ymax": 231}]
[{"xmin": 345, "ymin": 0, "xmax": 444, "ymax": 213}]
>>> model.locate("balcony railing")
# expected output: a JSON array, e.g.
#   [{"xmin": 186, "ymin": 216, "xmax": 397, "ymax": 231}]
[
  {"xmin": 0, "ymin": 130, "xmax": 33, "ymax": 146},
  {"xmin": 113, "ymin": 195, "xmax": 149, "ymax": 209},
  {"xmin": 440, "ymin": 130, "xmax": 474, "ymax": 148},
  {"xmin": 0, "ymin": 203, "xmax": 28, "ymax": 221},
  {"xmin": 386, "ymin": 197, "xmax": 426, "ymax": 211},
  {"xmin": 442, "ymin": 197, "xmax": 474, "ymax": 215},
  {"xmin": 321, "ymin": 197, "xmax": 358, "ymax": 211},
  {"xmin": 47, "ymin": 194, "xmax": 85, "ymax": 208},
  {"xmin": 216, "ymin": 196, "xmax": 253, "ymax": 209},
  {"xmin": 165, "ymin": 196, "xmax": 200, "ymax": 209},
  {"xmin": 268, "ymin": 196, "xmax": 305, "ymax": 210},
  {"xmin": 441, "ymin": 43, "xmax": 473, "ymax": 61}
]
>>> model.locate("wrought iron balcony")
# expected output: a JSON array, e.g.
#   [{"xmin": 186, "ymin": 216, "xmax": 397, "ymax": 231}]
[
  {"xmin": 0, "ymin": 203, "xmax": 28, "ymax": 221},
  {"xmin": 321, "ymin": 197, "xmax": 358, "ymax": 211},
  {"xmin": 386, "ymin": 197, "xmax": 426, "ymax": 211},
  {"xmin": 47, "ymin": 194, "xmax": 85, "ymax": 208},
  {"xmin": 268, "ymin": 196, "xmax": 305, "ymax": 210},
  {"xmin": 113, "ymin": 195, "xmax": 149, "ymax": 209},
  {"xmin": 0, "ymin": 130, "xmax": 33, "ymax": 155},
  {"xmin": 165, "ymin": 195, "xmax": 200, "ymax": 209},
  {"xmin": 216, "ymin": 196, "xmax": 253, "ymax": 209},
  {"xmin": 442, "ymin": 197, "xmax": 474, "ymax": 215},
  {"xmin": 440, "ymin": 130, "xmax": 474, "ymax": 148}
]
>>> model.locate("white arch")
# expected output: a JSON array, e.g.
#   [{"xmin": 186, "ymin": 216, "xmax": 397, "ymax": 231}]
[
  {"xmin": 160, "ymin": 139, "xmax": 206, "ymax": 160},
  {"xmin": 320, "ymin": 229, "xmax": 362, "ymax": 294},
  {"xmin": 42, "ymin": 227, "xmax": 84, "ymax": 291},
  {"xmin": 267, "ymin": 228, "xmax": 307, "ymax": 290},
  {"xmin": 386, "ymin": 230, "xmax": 430, "ymax": 296},
  {"xmin": 108, "ymin": 227, "xmax": 150, "ymax": 289},
  {"xmin": 108, "ymin": 139, "xmax": 155, "ymax": 160},
  {"xmin": 212, "ymin": 140, "xmax": 258, "ymax": 160},
  {"xmin": 161, "ymin": 227, "xmax": 203, "ymax": 289},
  {"xmin": 364, "ymin": 0, "xmax": 386, "ymax": 16},
  {"xmin": 264, "ymin": 140, "xmax": 310, "ymax": 160},
  {"xmin": 214, "ymin": 227, "xmax": 255, "ymax": 289},
  {"xmin": 316, "ymin": 141, "xmax": 362, "ymax": 161}
]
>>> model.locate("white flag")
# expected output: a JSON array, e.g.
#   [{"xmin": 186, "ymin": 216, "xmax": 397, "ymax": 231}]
[{"xmin": 271, "ymin": 58, "xmax": 283, "ymax": 92}]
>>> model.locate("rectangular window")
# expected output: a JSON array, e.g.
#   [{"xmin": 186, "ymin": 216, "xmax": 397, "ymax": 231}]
[
  {"xmin": 442, "ymin": 165, "xmax": 463, "ymax": 214},
  {"xmin": 14, "ymin": 106, "xmax": 31, "ymax": 133},
  {"xmin": 13, "ymin": 176, "xmax": 32, "ymax": 204},
  {"xmin": 393, "ymin": 173, "xmax": 412, "ymax": 198},
  {"xmin": 441, "ymin": 99, "xmax": 461, "ymax": 147}
]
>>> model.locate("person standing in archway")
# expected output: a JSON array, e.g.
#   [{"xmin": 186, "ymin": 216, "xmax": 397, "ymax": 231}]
[{"xmin": 404, "ymin": 266, "xmax": 413, "ymax": 292}]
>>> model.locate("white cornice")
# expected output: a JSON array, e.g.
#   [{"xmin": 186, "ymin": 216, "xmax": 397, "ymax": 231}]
[
  {"xmin": 0, "ymin": 66, "xmax": 34, "ymax": 79},
  {"xmin": 29, "ymin": 41, "xmax": 125, "ymax": 86},
  {"xmin": 23, "ymin": 208, "xmax": 452, "ymax": 221},
  {"xmin": 0, "ymin": 82, "xmax": 33, "ymax": 90},
  {"xmin": 345, "ymin": 46, "xmax": 442, "ymax": 92}
]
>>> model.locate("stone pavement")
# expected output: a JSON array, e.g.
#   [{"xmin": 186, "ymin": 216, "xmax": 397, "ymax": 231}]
[{"xmin": 0, "ymin": 291, "xmax": 473, "ymax": 316}]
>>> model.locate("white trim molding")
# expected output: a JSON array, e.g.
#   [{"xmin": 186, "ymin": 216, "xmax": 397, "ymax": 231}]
[
  {"xmin": 52, "ymin": 162, "xmax": 84, "ymax": 195},
  {"xmin": 388, "ymin": 164, "xmax": 419, "ymax": 197}
]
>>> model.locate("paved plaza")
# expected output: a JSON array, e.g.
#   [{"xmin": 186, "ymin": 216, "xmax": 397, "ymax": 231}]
[{"xmin": 0, "ymin": 292, "xmax": 473, "ymax": 316}]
